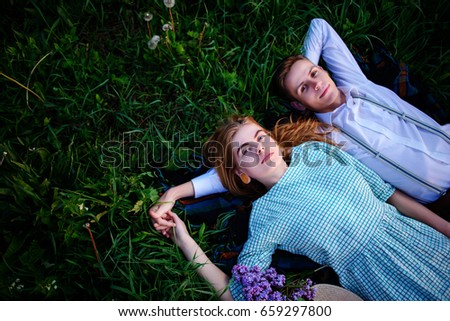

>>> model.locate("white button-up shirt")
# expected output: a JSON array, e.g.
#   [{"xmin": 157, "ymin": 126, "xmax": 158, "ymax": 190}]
[{"xmin": 192, "ymin": 18, "xmax": 450, "ymax": 203}]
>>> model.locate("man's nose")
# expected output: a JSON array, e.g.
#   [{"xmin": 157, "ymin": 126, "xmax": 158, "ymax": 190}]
[{"xmin": 313, "ymin": 80, "xmax": 322, "ymax": 91}]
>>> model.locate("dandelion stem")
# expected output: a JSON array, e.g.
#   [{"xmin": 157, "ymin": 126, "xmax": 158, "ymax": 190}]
[
  {"xmin": 169, "ymin": 8, "xmax": 175, "ymax": 34},
  {"xmin": 83, "ymin": 223, "xmax": 102, "ymax": 275},
  {"xmin": 198, "ymin": 22, "xmax": 207, "ymax": 52},
  {"xmin": 147, "ymin": 21, "xmax": 152, "ymax": 38}
]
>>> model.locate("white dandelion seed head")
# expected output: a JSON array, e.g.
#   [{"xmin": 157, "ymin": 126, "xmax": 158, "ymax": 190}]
[
  {"xmin": 144, "ymin": 12, "xmax": 153, "ymax": 21},
  {"xmin": 148, "ymin": 36, "xmax": 160, "ymax": 50},
  {"xmin": 162, "ymin": 23, "xmax": 173, "ymax": 31},
  {"xmin": 163, "ymin": 0, "xmax": 175, "ymax": 8}
]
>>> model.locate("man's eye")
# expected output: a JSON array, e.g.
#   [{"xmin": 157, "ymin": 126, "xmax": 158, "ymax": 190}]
[
  {"xmin": 312, "ymin": 70, "xmax": 318, "ymax": 77},
  {"xmin": 301, "ymin": 85, "xmax": 307, "ymax": 93}
]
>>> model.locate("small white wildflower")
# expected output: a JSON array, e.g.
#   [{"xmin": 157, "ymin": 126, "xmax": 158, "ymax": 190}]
[
  {"xmin": 28, "ymin": 147, "xmax": 36, "ymax": 151},
  {"xmin": 10, "ymin": 279, "xmax": 24, "ymax": 292},
  {"xmin": 163, "ymin": 0, "xmax": 175, "ymax": 8},
  {"xmin": 78, "ymin": 203, "xmax": 84, "ymax": 210},
  {"xmin": 144, "ymin": 12, "xmax": 153, "ymax": 22},
  {"xmin": 162, "ymin": 23, "xmax": 173, "ymax": 31}
]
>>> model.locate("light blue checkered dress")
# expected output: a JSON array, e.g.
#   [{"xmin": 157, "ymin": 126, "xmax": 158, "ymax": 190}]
[{"xmin": 229, "ymin": 142, "xmax": 450, "ymax": 301}]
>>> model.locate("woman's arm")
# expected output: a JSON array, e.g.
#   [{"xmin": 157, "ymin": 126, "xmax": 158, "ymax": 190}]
[
  {"xmin": 387, "ymin": 190, "xmax": 450, "ymax": 237},
  {"xmin": 150, "ymin": 169, "xmax": 228, "ymax": 236},
  {"xmin": 165, "ymin": 211, "xmax": 234, "ymax": 300}
]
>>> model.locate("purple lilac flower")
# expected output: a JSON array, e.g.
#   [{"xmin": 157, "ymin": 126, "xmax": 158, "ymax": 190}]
[
  {"xmin": 268, "ymin": 291, "xmax": 286, "ymax": 301},
  {"xmin": 263, "ymin": 267, "xmax": 286, "ymax": 288},
  {"xmin": 232, "ymin": 265, "xmax": 316, "ymax": 301},
  {"xmin": 289, "ymin": 278, "xmax": 316, "ymax": 301},
  {"xmin": 231, "ymin": 265, "xmax": 248, "ymax": 283}
]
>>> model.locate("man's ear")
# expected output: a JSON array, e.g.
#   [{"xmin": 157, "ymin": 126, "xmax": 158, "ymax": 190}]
[{"xmin": 290, "ymin": 101, "xmax": 306, "ymax": 111}]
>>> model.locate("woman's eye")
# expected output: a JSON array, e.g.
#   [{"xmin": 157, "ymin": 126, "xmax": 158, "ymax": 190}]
[
  {"xmin": 312, "ymin": 70, "xmax": 318, "ymax": 77},
  {"xmin": 301, "ymin": 85, "xmax": 307, "ymax": 93}
]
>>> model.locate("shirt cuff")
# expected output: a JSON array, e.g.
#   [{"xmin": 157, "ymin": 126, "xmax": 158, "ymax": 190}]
[{"xmin": 191, "ymin": 169, "xmax": 228, "ymax": 198}]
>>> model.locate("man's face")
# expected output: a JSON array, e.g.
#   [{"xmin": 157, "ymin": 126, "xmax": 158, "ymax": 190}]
[{"xmin": 284, "ymin": 59, "xmax": 342, "ymax": 113}]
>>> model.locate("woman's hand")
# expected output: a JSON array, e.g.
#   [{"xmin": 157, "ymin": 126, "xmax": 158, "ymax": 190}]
[
  {"xmin": 149, "ymin": 196, "xmax": 176, "ymax": 237},
  {"xmin": 148, "ymin": 182, "xmax": 195, "ymax": 237},
  {"xmin": 163, "ymin": 211, "xmax": 191, "ymax": 246}
]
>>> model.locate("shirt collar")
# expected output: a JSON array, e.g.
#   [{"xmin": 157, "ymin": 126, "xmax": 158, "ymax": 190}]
[{"xmin": 315, "ymin": 86, "xmax": 359, "ymax": 124}]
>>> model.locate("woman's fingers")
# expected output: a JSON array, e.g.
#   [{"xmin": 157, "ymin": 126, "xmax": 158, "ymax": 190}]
[{"xmin": 150, "ymin": 210, "xmax": 176, "ymax": 227}]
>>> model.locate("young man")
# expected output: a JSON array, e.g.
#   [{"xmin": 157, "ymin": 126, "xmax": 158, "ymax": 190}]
[{"xmin": 150, "ymin": 18, "xmax": 450, "ymax": 221}]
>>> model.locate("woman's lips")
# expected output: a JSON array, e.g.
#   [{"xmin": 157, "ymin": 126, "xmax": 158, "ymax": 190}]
[{"xmin": 261, "ymin": 152, "xmax": 273, "ymax": 164}]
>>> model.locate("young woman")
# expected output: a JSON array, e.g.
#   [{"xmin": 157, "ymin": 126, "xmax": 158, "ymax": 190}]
[{"xmin": 153, "ymin": 115, "xmax": 450, "ymax": 301}]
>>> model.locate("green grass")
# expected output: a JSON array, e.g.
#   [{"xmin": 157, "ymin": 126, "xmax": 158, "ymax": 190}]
[{"xmin": 1, "ymin": 0, "xmax": 449, "ymax": 300}]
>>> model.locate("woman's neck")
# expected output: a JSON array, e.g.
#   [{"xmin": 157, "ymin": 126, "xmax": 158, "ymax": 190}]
[{"xmin": 262, "ymin": 161, "xmax": 288, "ymax": 190}]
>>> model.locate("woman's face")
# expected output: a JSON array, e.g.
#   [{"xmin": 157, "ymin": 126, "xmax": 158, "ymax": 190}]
[{"xmin": 231, "ymin": 122, "xmax": 286, "ymax": 188}]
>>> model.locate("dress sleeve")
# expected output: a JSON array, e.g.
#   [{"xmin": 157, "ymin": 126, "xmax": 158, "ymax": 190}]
[
  {"xmin": 302, "ymin": 18, "xmax": 368, "ymax": 87},
  {"xmin": 190, "ymin": 168, "xmax": 228, "ymax": 198},
  {"xmin": 228, "ymin": 230, "xmax": 277, "ymax": 300}
]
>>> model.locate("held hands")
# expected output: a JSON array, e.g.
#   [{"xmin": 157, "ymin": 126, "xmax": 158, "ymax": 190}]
[
  {"xmin": 149, "ymin": 195, "xmax": 177, "ymax": 237},
  {"xmin": 163, "ymin": 211, "xmax": 191, "ymax": 246},
  {"xmin": 148, "ymin": 182, "xmax": 195, "ymax": 238},
  {"xmin": 149, "ymin": 208, "xmax": 191, "ymax": 247}
]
